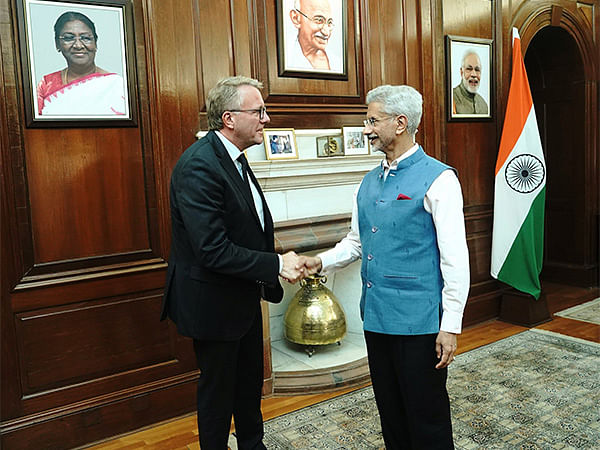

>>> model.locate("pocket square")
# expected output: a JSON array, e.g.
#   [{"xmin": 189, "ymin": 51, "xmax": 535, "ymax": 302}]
[{"xmin": 396, "ymin": 193, "xmax": 412, "ymax": 200}]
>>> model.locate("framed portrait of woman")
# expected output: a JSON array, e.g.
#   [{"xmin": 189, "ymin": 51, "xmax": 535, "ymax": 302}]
[{"xmin": 16, "ymin": 0, "xmax": 138, "ymax": 127}]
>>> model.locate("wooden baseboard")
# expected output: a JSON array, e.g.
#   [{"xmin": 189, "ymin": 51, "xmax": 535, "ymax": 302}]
[
  {"xmin": 1, "ymin": 375, "xmax": 197, "ymax": 450},
  {"xmin": 541, "ymin": 262, "xmax": 599, "ymax": 288}
]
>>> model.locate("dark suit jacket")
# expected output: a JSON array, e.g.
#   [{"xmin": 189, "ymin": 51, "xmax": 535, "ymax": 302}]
[{"xmin": 161, "ymin": 131, "xmax": 283, "ymax": 341}]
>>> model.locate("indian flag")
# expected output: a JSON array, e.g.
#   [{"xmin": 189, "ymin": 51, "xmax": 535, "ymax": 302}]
[{"xmin": 491, "ymin": 28, "xmax": 546, "ymax": 299}]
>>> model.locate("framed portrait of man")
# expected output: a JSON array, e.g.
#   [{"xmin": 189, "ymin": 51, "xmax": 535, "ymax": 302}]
[
  {"xmin": 276, "ymin": 0, "xmax": 347, "ymax": 79},
  {"xmin": 16, "ymin": 0, "xmax": 138, "ymax": 127},
  {"xmin": 446, "ymin": 35, "xmax": 493, "ymax": 121}
]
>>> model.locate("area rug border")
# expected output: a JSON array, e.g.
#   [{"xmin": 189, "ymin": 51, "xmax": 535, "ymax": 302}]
[{"xmin": 554, "ymin": 297, "xmax": 600, "ymax": 325}]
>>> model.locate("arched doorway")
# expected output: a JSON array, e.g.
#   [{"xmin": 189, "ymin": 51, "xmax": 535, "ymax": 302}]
[{"xmin": 524, "ymin": 27, "xmax": 593, "ymax": 287}]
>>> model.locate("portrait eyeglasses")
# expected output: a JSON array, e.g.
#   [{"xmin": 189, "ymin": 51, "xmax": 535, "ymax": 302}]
[
  {"xmin": 59, "ymin": 34, "xmax": 95, "ymax": 45},
  {"xmin": 229, "ymin": 107, "xmax": 268, "ymax": 120},
  {"xmin": 363, "ymin": 116, "xmax": 396, "ymax": 127},
  {"xmin": 295, "ymin": 9, "xmax": 334, "ymax": 28}
]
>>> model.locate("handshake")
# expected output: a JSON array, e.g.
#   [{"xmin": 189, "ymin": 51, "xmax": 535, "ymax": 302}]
[{"xmin": 280, "ymin": 251, "xmax": 323, "ymax": 283}]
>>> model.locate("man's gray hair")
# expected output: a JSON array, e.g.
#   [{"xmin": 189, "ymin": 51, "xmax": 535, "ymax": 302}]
[
  {"xmin": 366, "ymin": 85, "xmax": 423, "ymax": 136},
  {"xmin": 206, "ymin": 76, "xmax": 263, "ymax": 131},
  {"xmin": 461, "ymin": 49, "xmax": 481, "ymax": 68}
]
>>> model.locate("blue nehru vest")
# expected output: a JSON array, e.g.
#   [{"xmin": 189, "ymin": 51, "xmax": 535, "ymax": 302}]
[{"xmin": 357, "ymin": 147, "xmax": 455, "ymax": 335}]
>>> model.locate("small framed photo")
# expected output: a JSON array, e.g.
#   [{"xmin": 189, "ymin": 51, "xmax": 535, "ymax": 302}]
[
  {"xmin": 446, "ymin": 35, "xmax": 493, "ymax": 121},
  {"xmin": 342, "ymin": 126, "xmax": 369, "ymax": 155},
  {"xmin": 276, "ymin": 0, "xmax": 347, "ymax": 80},
  {"xmin": 316, "ymin": 135, "xmax": 344, "ymax": 157},
  {"xmin": 263, "ymin": 129, "xmax": 299, "ymax": 160},
  {"xmin": 16, "ymin": 0, "xmax": 138, "ymax": 127}
]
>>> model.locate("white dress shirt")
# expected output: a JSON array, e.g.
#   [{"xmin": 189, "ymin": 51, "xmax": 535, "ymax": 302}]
[
  {"xmin": 215, "ymin": 131, "xmax": 286, "ymax": 273},
  {"xmin": 319, "ymin": 144, "xmax": 470, "ymax": 334},
  {"xmin": 215, "ymin": 131, "xmax": 265, "ymax": 230}
]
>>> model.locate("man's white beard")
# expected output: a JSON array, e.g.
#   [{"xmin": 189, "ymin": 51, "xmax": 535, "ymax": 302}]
[{"xmin": 462, "ymin": 77, "xmax": 479, "ymax": 94}]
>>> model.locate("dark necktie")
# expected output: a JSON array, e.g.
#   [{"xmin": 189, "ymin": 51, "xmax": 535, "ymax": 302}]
[
  {"xmin": 238, "ymin": 152, "xmax": 255, "ymax": 201},
  {"xmin": 239, "ymin": 153, "xmax": 250, "ymax": 185},
  {"xmin": 238, "ymin": 153, "xmax": 265, "ymax": 230}
]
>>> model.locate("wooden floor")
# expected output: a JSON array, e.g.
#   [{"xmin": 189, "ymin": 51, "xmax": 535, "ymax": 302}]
[{"xmin": 85, "ymin": 282, "xmax": 599, "ymax": 450}]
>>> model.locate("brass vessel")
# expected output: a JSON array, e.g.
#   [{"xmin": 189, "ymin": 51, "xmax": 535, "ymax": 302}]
[{"xmin": 284, "ymin": 275, "xmax": 346, "ymax": 353}]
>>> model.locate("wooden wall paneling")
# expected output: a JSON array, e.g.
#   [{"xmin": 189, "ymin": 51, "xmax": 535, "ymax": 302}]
[
  {"xmin": 416, "ymin": 0, "xmax": 442, "ymax": 159},
  {"xmin": 196, "ymin": 0, "xmax": 235, "ymax": 127},
  {"xmin": 24, "ymin": 128, "xmax": 149, "ymax": 263},
  {"xmin": 361, "ymin": 0, "xmax": 405, "ymax": 89},
  {"xmin": 361, "ymin": 0, "xmax": 379, "ymax": 87},
  {"xmin": 403, "ymin": 0, "xmax": 420, "ymax": 88},
  {"xmin": 462, "ymin": 207, "xmax": 502, "ymax": 324},
  {"xmin": 146, "ymin": 0, "xmax": 204, "ymax": 157},
  {"xmin": 234, "ymin": 0, "xmax": 255, "ymax": 77},
  {"xmin": 442, "ymin": 0, "xmax": 497, "ymax": 209},
  {"xmin": 129, "ymin": 0, "xmax": 164, "ymax": 265},
  {"xmin": 1, "ymin": 0, "xmax": 31, "ymax": 423},
  {"xmin": 7, "ymin": 267, "xmax": 182, "ymax": 397},
  {"xmin": 4, "ymin": 0, "xmax": 165, "ymax": 286},
  {"xmin": 1, "ymin": 0, "xmax": 32, "ymax": 286},
  {"xmin": 144, "ymin": 0, "xmax": 206, "ymax": 258},
  {"xmin": 14, "ymin": 293, "xmax": 170, "ymax": 410},
  {"xmin": 1, "ymin": 374, "xmax": 197, "ymax": 450},
  {"xmin": 439, "ymin": 0, "xmax": 502, "ymax": 325}
]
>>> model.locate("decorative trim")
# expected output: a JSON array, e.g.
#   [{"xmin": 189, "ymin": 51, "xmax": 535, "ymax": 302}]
[
  {"xmin": 253, "ymin": 154, "xmax": 380, "ymax": 191},
  {"xmin": 274, "ymin": 213, "xmax": 351, "ymax": 254},
  {"xmin": 273, "ymin": 357, "xmax": 370, "ymax": 394}
]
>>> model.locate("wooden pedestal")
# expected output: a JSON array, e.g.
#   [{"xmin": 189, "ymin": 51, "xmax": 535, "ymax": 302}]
[{"xmin": 499, "ymin": 289, "xmax": 551, "ymax": 327}]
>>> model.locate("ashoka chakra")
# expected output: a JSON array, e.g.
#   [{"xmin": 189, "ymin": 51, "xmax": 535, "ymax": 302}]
[{"xmin": 504, "ymin": 154, "xmax": 545, "ymax": 193}]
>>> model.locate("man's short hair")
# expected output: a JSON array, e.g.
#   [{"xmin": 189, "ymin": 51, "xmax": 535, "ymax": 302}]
[
  {"xmin": 366, "ymin": 85, "xmax": 423, "ymax": 136},
  {"xmin": 206, "ymin": 76, "xmax": 263, "ymax": 131},
  {"xmin": 461, "ymin": 50, "xmax": 481, "ymax": 68}
]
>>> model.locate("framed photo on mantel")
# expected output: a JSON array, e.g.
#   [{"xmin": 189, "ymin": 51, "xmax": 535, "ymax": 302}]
[
  {"xmin": 342, "ymin": 126, "xmax": 369, "ymax": 155},
  {"xmin": 264, "ymin": 128, "xmax": 299, "ymax": 160}
]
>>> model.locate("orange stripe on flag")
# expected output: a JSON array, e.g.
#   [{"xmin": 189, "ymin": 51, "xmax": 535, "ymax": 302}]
[{"xmin": 495, "ymin": 35, "xmax": 534, "ymax": 175}]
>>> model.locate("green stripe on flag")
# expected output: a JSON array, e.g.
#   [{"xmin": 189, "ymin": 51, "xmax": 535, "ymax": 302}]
[{"xmin": 497, "ymin": 187, "xmax": 546, "ymax": 299}]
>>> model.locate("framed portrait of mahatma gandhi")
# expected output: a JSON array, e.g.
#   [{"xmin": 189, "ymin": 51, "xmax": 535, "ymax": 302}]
[
  {"xmin": 276, "ymin": 0, "xmax": 347, "ymax": 80},
  {"xmin": 446, "ymin": 35, "xmax": 493, "ymax": 121},
  {"xmin": 16, "ymin": 0, "xmax": 138, "ymax": 127}
]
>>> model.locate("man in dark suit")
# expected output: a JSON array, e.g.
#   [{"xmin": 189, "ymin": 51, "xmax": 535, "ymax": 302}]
[{"xmin": 161, "ymin": 76, "xmax": 303, "ymax": 449}]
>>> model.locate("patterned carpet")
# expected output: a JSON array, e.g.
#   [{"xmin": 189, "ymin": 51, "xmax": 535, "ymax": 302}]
[
  {"xmin": 261, "ymin": 329, "xmax": 600, "ymax": 449},
  {"xmin": 554, "ymin": 298, "xmax": 600, "ymax": 325}
]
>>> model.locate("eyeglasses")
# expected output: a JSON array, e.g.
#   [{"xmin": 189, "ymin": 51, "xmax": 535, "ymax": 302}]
[
  {"xmin": 59, "ymin": 34, "xmax": 95, "ymax": 45},
  {"xmin": 229, "ymin": 106, "xmax": 268, "ymax": 120},
  {"xmin": 363, "ymin": 116, "xmax": 396, "ymax": 128},
  {"xmin": 295, "ymin": 9, "xmax": 334, "ymax": 28}
]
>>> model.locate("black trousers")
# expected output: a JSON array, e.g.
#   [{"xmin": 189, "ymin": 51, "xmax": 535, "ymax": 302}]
[
  {"xmin": 364, "ymin": 331, "xmax": 454, "ymax": 450},
  {"xmin": 193, "ymin": 306, "xmax": 266, "ymax": 450}
]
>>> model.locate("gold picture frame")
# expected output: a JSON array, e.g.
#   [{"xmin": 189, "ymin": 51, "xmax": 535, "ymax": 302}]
[
  {"xmin": 316, "ymin": 135, "xmax": 344, "ymax": 157},
  {"xmin": 263, "ymin": 128, "xmax": 299, "ymax": 160}
]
